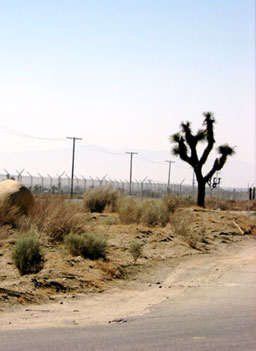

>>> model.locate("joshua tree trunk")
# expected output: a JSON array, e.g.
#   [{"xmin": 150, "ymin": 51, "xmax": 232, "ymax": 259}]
[{"xmin": 197, "ymin": 180, "xmax": 206, "ymax": 207}]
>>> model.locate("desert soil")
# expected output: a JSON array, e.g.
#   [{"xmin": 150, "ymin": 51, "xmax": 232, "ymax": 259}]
[{"xmin": 0, "ymin": 208, "xmax": 255, "ymax": 330}]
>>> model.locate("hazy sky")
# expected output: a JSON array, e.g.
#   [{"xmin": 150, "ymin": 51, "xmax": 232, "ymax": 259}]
[{"xmin": 0, "ymin": 0, "xmax": 254, "ymax": 188}]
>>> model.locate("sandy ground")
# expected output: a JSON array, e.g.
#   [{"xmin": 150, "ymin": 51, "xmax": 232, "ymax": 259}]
[{"xmin": 1, "ymin": 236, "xmax": 255, "ymax": 331}]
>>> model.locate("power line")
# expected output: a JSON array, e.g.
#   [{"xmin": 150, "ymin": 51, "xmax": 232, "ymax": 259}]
[
  {"xmin": 138, "ymin": 155, "xmax": 166, "ymax": 165},
  {"xmin": 0, "ymin": 124, "xmax": 177, "ymax": 165},
  {"xmin": 81, "ymin": 144, "xmax": 169, "ymax": 165},
  {"xmin": 0, "ymin": 124, "xmax": 65, "ymax": 141},
  {"xmin": 80, "ymin": 144, "xmax": 124, "ymax": 156}
]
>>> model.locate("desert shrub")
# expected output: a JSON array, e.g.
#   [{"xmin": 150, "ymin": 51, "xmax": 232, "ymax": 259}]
[
  {"xmin": 170, "ymin": 210, "xmax": 199, "ymax": 248},
  {"xmin": 117, "ymin": 197, "xmax": 169, "ymax": 226},
  {"xmin": 205, "ymin": 198, "xmax": 236, "ymax": 211},
  {"xmin": 218, "ymin": 200, "xmax": 232, "ymax": 211},
  {"xmin": 170, "ymin": 211, "xmax": 191, "ymax": 237},
  {"xmin": 141, "ymin": 199, "xmax": 170, "ymax": 226},
  {"xmin": 102, "ymin": 216, "xmax": 118, "ymax": 225},
  {"xmin": 65, "ymin": 232, "xmax": 107, "ymax": 260},
  {"xmin": 83, "ymin": 187, "xmax": 120, "ymax": 213},
  {"xmin": 12, "ymin": 227, "xmax": 44, "ymax": 275},
  {"xmin": 117, "ymin": 197, "xmax": 142, "ymax": 224},
  {"xmin": 129, "ymin": 239, "xmax": 143, "ymax": 262},
  {"xmin": 29, "ymin": 196, "xmax": 85, "ymax": 242},
  {"xmin": 0, "ymin": 202, "xmax": 25, "ymax": 228},
  {"xmin": 180, "ymin": 196, "xmax": 196, "ymax": 207},
  {"xmin": 162, "ymin": 194, "xmax": 180, "ymax": 213}
]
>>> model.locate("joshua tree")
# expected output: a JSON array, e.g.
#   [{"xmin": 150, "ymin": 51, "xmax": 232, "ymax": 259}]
[{"xmin": 170, "ymin": 112, "xmax": 235, "ymax": 207}]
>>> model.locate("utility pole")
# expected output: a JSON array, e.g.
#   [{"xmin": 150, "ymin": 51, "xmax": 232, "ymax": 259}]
[
  {"xmin": 165, "ymin": 160, "xmax": 175, "ymax": 194},
  {"xmin": 67, "ymin": 137, "xmax": 82, "ymax": 199},
  {"xmin": 126, "ymin": 152, "xmax": 138, "ymax": 195}
]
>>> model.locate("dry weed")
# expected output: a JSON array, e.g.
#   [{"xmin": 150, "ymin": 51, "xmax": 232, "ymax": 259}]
[
  {"xmin": 117, "ymin": 197, "xmax": 141, "ymax": 224},
  {"xmin": 28, "ymin": 196, "xmax": 85, "ymax": 241},
  {"xmin": 0, "ymin": 202, "xmax": 24, "ymax": 228},
  {"xmin": 96, "ymin": 261, "xmax": 124, "ymax": 278},
  {"xmin": 170, "ymin": 210, "xmax": 200, "ymax": 248},
  {"xmin": 140, "ymin": 199, "xmax": 170, "ymax": 226},
  {"xmin": 162, "ymin": 194, "xmax": 180, "ymax": 213},
  {"xmin": 117, "ymin": 197, "xmax": 169, "ymax": 226},
  {"xmin": 83, "ymin": 187, "xmax": 120, "ymax": 213},
  {"xmin": 205, "ymin": 198, "xmax": 256, "ymax": 211}
]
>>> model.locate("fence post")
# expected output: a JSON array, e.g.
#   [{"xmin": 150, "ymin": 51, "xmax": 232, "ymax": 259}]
[
  {"xmin": 81, "ymin": 175, "xmax": 86, "ymax": 193},
  {"xmin": 248, "ymin": 183, "xmax": 254, "ymax": 212},
  {"xmin": 4, "ymin": 169, "xmax": 10, "ymax": 179},
  {"xmin": 16, "ymin": 169, "xmax": 25, "ymax": 183},
  {"xmin": 74, "ymin": 175, "xmax": 79, "ymax": 197},
  {"xmin": 108, "ymin": 177, "xmax": 114, "ymax": 189},
  {"xmin": 38, "ymin": 173, "xmax": 44, "ymax": 194},
  {"xmin": 119, "ymin": 179, "xmax": 125, "ymax": 193},
  {"xmin": 57, "ymin": 171, "xmax": 65, "ymax": 195},
  {"xmin": 65, "ymin": 172, "xmax": 71, "ymax": 190},
  {"xmin": 179, "ymin": 178, "xmax": 185, "ymax": 199},
  {"xmin": 140, "ymin": 176, "xmax": 148, "ymax": 199},
  {"xmin": 47, "ymin": 174, "xmax": 53, "ymax": 194},
  {"xmin": 113, "ymin": 179, "xmax": 119, "ymax": 189},
  {"xmin": 89, "ymin": 176, "xmax": 95, "ymax": 189},
  {"xmin": 27, "ymin": 172, "xmax": 33, "ymax": 192},
  {"xmin": 97, "ymin": 174, "xmax": 108, "ymax": 187}
]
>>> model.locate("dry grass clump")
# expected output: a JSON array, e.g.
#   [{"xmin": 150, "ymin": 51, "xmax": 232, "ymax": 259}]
[
  {"xmin": 102, "ymin": 216, "xmax": 118, "ymax": 225},
  {"xmin": 95, "ymin": 261, "xmax": 124, "ymax": 279},
  {"xmin": 204, "ymin": 198, "xmax": 256, "ymax": 211},
  {"xmin": 28, "ymin": 196, "xmax": 85, "ymax": 242},
  {"xmin": 65, "ymin": 232, "xmax": 107, "ymax": 260},
  {"xmin": 170, "ymin": 210, "xmax": 199, "ymax": 249},
  {"xmin": 117, "ymin": 197, "xmax": 170, "ymax": 226},
  {"xmin": 12, "ymin": 227, "xmax": 44, "ymax": 275},
  {"xmin": 162, "ymin": 194, "xmax": 180, "ymax": 213},
  {"xmin": 117, "ymin": 197, "xmax": 141, "ymax": 224},
  {"xmin": 249, "ymin": 200, "xmax": 256, "ymax": 211},
  {"xmin": 83, "ymin": 187, "xmax": 120, "ymax": 213},
  {"xmin": 205, "ymin": 198, "xmax": 235, "ymax": 211},
  {"xmin": 141, "ymin": 199, "xmax": 170, "ymax": 226},
  {"xmin": 0, "ymin": 202, "xmax": 23, "ymax": 227},
  {"xmin": 180, "ymin": 197, "xmax": 196, "ymax": 207}
]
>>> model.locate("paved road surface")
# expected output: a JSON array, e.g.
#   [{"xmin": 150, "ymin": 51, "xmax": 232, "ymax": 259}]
[{"xmin": 1, "ymin": 253, "xmax": 256, "ymax": 350}]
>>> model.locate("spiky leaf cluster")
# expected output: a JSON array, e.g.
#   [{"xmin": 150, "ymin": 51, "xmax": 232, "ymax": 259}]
[{"xmin": 170, "ymin": 112, "xmax": 235, "ymax": 184}]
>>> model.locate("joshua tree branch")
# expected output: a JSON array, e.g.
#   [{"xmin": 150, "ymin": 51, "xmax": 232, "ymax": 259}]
[
  {"xmin": 200, "ymin": 139, "xmax": 214, "ymax": 166},
  {"xmin": 204, "ymin": 155, "xmax": 227, "ymax": 183},
  {"xmin": 200, "ymin": 113, "xmax": 215, "ymax": 166},
  {"xmin": 181, "ymin": 122, "xmax": 199, "ymax": 165},
  {"xmin": 177, "ymin": 142, "xmax": 192, "ymax": 166}
]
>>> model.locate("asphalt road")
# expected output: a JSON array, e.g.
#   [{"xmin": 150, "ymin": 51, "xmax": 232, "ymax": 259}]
[{"xmin": 1, "ymin": 258, "xmax": 256, "ymax": 350}]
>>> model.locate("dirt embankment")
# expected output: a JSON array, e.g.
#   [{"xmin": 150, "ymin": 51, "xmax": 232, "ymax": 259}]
[{"xmin": 0, "ymin": 208, "xmax": 255, "ymax": 330}]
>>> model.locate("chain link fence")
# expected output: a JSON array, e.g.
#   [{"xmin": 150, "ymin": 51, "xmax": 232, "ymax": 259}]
[{"xmin": 0, "ymin": 172, "xmax": 249, "ymax": 201}]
